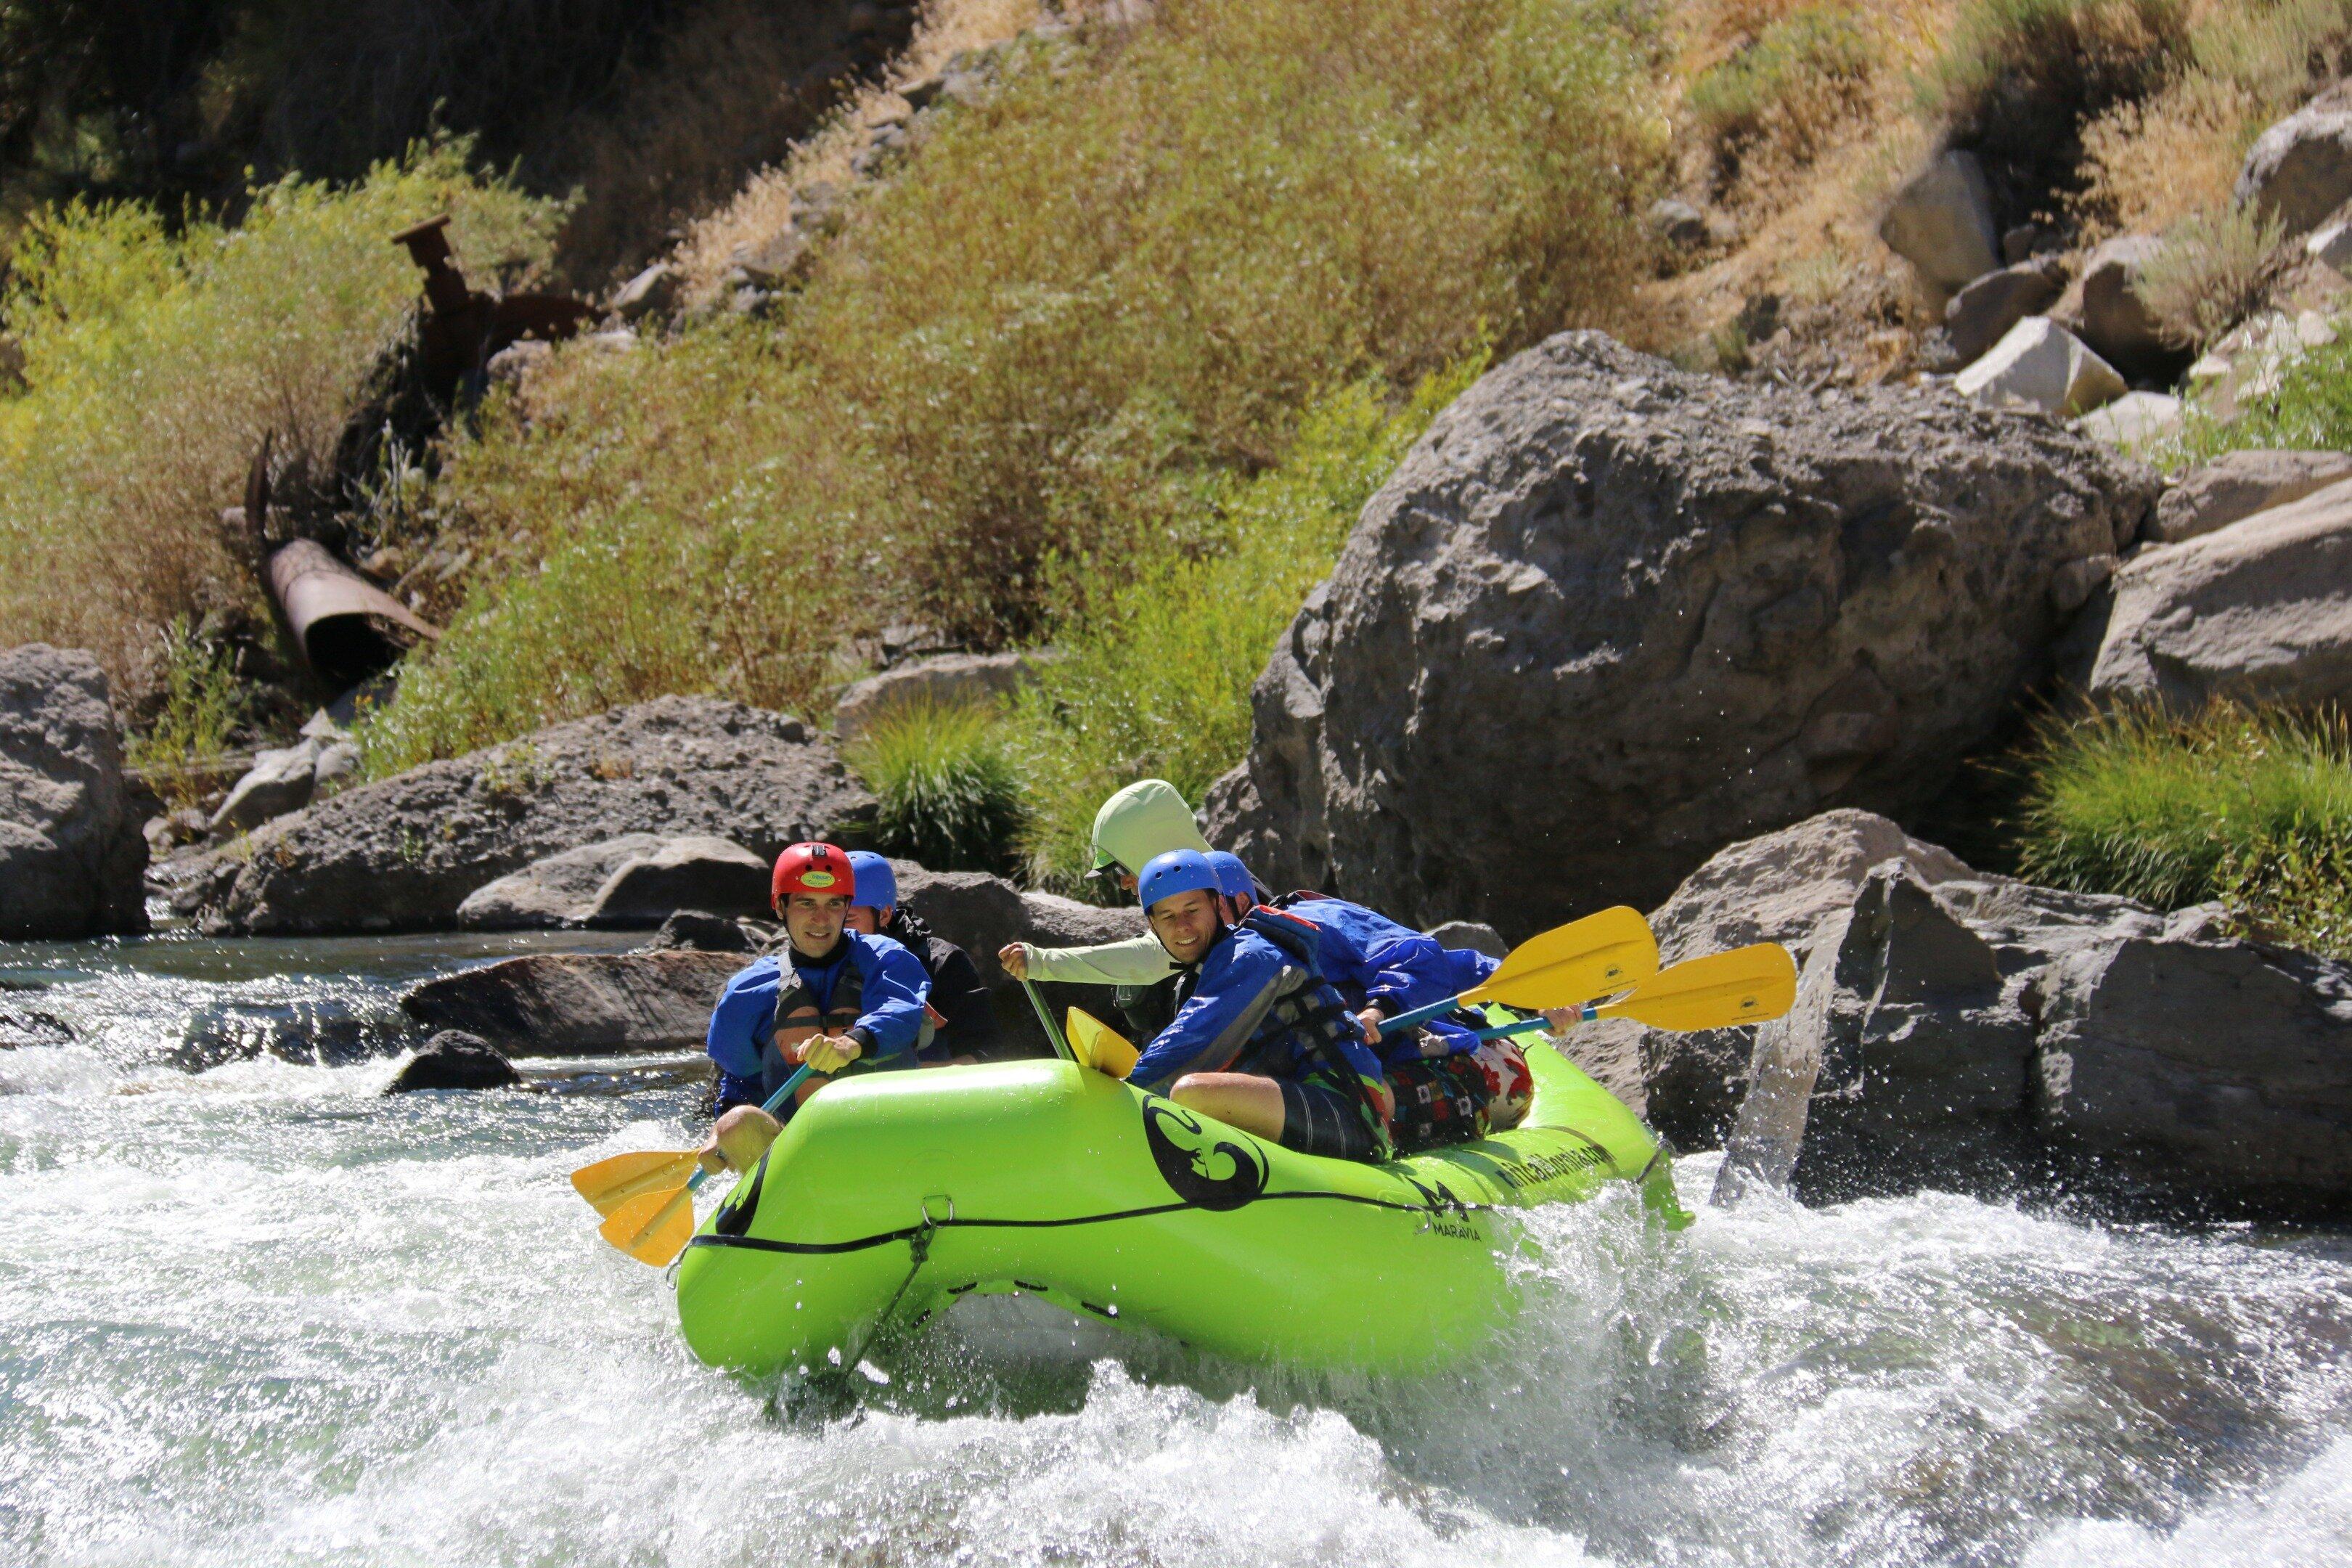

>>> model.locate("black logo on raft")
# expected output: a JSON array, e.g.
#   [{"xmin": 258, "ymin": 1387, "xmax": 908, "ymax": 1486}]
[{"xmin": 1141, "ymin": 1099, "xmax": 1270, "ymax": 1211}]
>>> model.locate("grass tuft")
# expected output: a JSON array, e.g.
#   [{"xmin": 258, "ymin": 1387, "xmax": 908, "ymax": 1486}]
[
  {"xmin": 1688, "ymin": 5, "xmax": 1879, "ymax": 174},
  {"xmin": 846, "ymin": 699, "xmax": 1030, "ymax": 878},
  {"xmin": 2138, "ymin": 200, "xmax": 2287, "ymax": 349},
  {"xmin": 2012, "ymin": 701, "xmax": 2352, "ymax": 956}
]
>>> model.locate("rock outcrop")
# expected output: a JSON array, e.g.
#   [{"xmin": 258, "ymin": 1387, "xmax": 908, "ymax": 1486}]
[
  {"xmin": 183, "ymin": 697, "xmax": 873, "ymax": 934},
  {"xmin": 2089, "ymin": 476, "xmax": 2352, "ymax": 711},
  {"xmin": 1206, "ymin": 332, "xmax": 2160, "ymax": 933},
  {"xmin": 384, "ymin": 1029, "xmax": 521, "ymax": 1092},
  {"xmin": 1, "ymin": 644, "xmax": 147, "ymax": 939},
  {"xmin": 1954, "ymin": 317, "xmax": 2126, "ymax": 417},
  {"xmin": 2237, "ymin": 81, "xmax": 2352, "ymax": 238},
  {"xmin": 2067, "ymin": 236, "xmax": 2179, "ymax": 382},
  {"xmin": 456, "ymin": 836, "xmax": 665, "ymax": 928},
  {"xmin": 832, "ymin": 650, "xmax": 1054, "ymax": 743},
  {"xmin": 1945, "ymin": 257, "xmax": 2065, "ymax": 364},
  {"xmin": 209, "ymin": 737, "xmax": 328, "ymax": 837},
  {"xmin": 579, "ymin": 835, "xmax": 770, "ymax": 926},
  {"xmin": 1605, "ymin": 812, "xmax": 2352, "ymax": 1217},
  {"xmin": 2149, "ymin": 449, "xmax": 2352, "ymax": 544},
  {"xmin": 399, "ymin": 950, "xmax": 747, "ymax": 1054},
  {"xmin": 1878, "ymin": 150, "xmax": 1998, "ymax": 303}
]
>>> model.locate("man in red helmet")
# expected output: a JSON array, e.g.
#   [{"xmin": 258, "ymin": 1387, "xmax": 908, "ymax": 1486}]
[{"xmin": 695, "ymin": 842, "xmax": 932, "ymax": 1175}]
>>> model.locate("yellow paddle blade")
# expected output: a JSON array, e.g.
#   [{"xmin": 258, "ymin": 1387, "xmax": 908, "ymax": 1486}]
[
  {"xmin": 598, "ymin": 1183, "xmax": 698, "ymax": 1267},
  {"xmin": 1470, "ymin": 906, "xmax": 1658, "ymax": 1010},
  {"xmin": 570, "ymin": 1148, "xmax": 701, "ymax": 1217},
  {"xmin": 1597, "ymin": 944, "xmax": 1797, "ymax": 1032},
  {"xmin": 1066, "ymin": 1008, "xmax": 1140, "ymax": 1078}
]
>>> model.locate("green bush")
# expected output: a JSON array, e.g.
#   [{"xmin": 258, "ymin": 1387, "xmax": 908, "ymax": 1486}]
[
  {"xmin": 1688, "ymin": 6, "xmax": 1878, "ymax": 168},
  {"xmin": 1008, "ymin": 359, "xmax": 1482, "ymax": 894},
  {"xmin": 2012, "ymin": 701, "xmax": 2352, "ymax": 955},
  {"xmin": 0, "ymin": 139, "xmax": 562, "ymax": 699},
  {"xmin": 2169, "ymin": 318, "xmax": 2352, "ymax": 465},
  {"xmin": 846, "ymin": 699, "xmax": 1030, "ymax": 878},
  {"xmin": 125, "ymin": 617, "xmax": 252, "ymax": 807},
  {"xmin": 383, "ymin": 0, "xmax": 1662, "ymax": 765}
]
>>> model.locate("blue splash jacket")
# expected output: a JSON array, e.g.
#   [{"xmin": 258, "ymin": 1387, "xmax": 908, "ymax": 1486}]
[
  {"xmin": 1125, "ymin": 918, "xmax": 1387, "ymax": 1097},
  {"xmin": 706, "ymin": 934, "xmax": 931, "ymax": 1110},
  {"xmin": 1277, "ymin": 894, "xmax": 1501, "ymax": 1062}
]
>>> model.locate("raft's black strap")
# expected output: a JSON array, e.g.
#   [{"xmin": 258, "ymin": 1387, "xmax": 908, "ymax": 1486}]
[{"xmin": 681, "ymin": 1186, "xmax": 1492, "ymax": 1258}]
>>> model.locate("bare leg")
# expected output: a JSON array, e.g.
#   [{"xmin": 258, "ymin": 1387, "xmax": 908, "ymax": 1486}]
[{"xmin": 1169, "ymin": 1072, "xmax": 1287, "ymax": 1141}]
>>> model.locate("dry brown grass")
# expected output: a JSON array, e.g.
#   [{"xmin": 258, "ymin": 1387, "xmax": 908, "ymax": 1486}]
[{"xmin": 677, "ymin": 0, "xmax": 1048, "ymax": 298}]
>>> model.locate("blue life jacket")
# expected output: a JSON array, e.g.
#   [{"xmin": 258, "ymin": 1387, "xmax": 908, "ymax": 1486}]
[
  {"xmin": 1276, "ymin": 891, "xmax": 1501, "ymax": 1063},
  {"xmin": 705, "ymin": 934, "xmax": 931, "ymax": 1111}
]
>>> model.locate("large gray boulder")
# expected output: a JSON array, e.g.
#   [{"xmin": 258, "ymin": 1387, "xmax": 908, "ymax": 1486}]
[
  {"xmin": 833, "ymin": 650, "xmax": 1054, "ymax": 744},
  {"xmin": 1205, "ymin": 332, "xmax": 2159, "ymax": 933},
  {"xmin": 580, "ymin": 835, "xmax": 769, "ymax": 926},
  {"xmin": 1953, "ymin": 317, "xmax": 2126, "ymax": 418},
  {"xmin": 2089, "ymin": 476, "xmax": 2352, "ymax": 711},
  {"xmin": 208, "ymin": 737, "xmax": 326, "ymax": 837},
  {"xmin": 184, "ymin": 696, "xmax": 873, "ymax": 934},
  {"xmin": 1945, "ymin": 256, "xmax": 2065, "ymax": 363},
  {"xmin": 2149, "ymin": 449, "xmax": 2352, "ymax": 543},
  {"xmin": 1618, "ymin": 811, "xmax": 2352, "ymax": 1217},
  {"xmin": 455, "ymin": 835, "xmax": 665, "ymax": 928},
  {"xmin": 0, "ymin": 645, "xmax": 147, "ymax": 939},
  {"xmin": 2237, "ymin": 81, "xmax": 2352, "ymax": 238},
  {"xmin": 1879, "ymin": 150, "xmax": 2000, "ymax": 303},
  {"xmin": 399, "ymin": 951, "xmax": 747, "ymax": 1054},
  {"xmin": 2068, "ymin": 236, "xmax": 2178, "ymax": 382}
]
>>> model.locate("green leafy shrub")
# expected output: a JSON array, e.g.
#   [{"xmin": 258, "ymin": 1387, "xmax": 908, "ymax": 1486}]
[
  {"xmin": 1009, "ymin": 359, "xmax": 1482, "ymax": 894},
  {"xmin": 126, "ymin": 617, "xmax": 252, "ymax": 807},
  {"xmin": 846, "ymin": 699, "xmax": 1029, "ymax": 878},
  {"xmin": 1688, "ymin": 6, "xmax": 1878, "ymax": 170},
  {"xmin": 0, "ymin": 139, "xmax": 562, "ymax": 699},
  {"xmin": 2165, "ymin": 314, "xmax": 2352, "ymax": 465},
  {"xmin": 388, "ymin": 0, "xmax": 1662, "ymax": 764},
  {"xmin": 2012, "ymin": 701, "xmax": 2352, "ymax": 956}
]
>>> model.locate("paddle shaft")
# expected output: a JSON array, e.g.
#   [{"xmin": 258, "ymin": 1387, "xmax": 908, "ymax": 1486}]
[
  {"xmin": 1473, "ymin": 1012, "xmax": 1580, "ymax": 1041},
  {"xmin": 1022, "ymin": 976, "xmax": 1075, "ymax": 1061}
]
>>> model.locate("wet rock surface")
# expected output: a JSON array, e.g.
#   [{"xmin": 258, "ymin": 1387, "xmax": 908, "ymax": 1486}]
[
  {"xmin": 184, "ymin": 697, "xmax": 873, "ymax": 935},
  {"xmin": 1207, "ymin": 331, "xmax": 2159, "ymax": 934},
  {"xmin": 1, "ymin": 644, "xmax": 148, "ymax": 939},
  {"xmin": 1605, "ymin": 812, "xmax": 2352, "ymax": 1218},
  {"xmin": 399, "ymin": 950, "xmax": 747, "ymax": 1055},
  {"xmin": 384, "ymin": 1029, "xmax": 521, "ymax": 1093}
]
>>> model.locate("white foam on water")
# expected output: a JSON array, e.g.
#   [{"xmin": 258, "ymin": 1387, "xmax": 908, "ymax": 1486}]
[{"xmin": 4, "ymin": 947, "xmax": 2351, "ymax": 1567}]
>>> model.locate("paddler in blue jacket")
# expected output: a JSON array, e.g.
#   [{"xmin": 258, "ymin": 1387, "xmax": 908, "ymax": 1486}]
[
  {"xmin": 697, "ymin": 841, "xmax": 932, "ymax": 1176},
  {"xmin": 1121, "ymin": 849, "xmax": 1395, "ymax": 1163}
]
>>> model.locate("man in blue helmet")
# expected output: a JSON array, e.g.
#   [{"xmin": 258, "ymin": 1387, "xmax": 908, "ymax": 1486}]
[
  {"xmin": 1116, "ymin": 849, "xmax": 1394, "ymax": 1163},
  {"xmin": 697, "ymin": 842, "xmax": 934, "ymax": 1175},
  {"xmin": 1206, "ymin": 849, "xmax": 1534, "ymax": 1149},
  {"xmin": 841, "ymin": 850, "xmax": 1001, "ymax": 1063}
]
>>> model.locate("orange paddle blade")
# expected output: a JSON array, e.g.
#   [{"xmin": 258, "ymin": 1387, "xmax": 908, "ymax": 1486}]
[
  {"xmin": 1470, "ymin": 906, "xmax": 1658, "ymax": 1010},
  {"xmin": 571, "ymin": 1148, "xmax": 701, "ymax": 1216},
  {"xmin": 1066, "ymin": 1008, "xmax": 1140, "ymax": 1077},
  {"xmin": 598, "ymin": 1183, "xmax": 698, "ymax": 1267},
  {"xmin": 1596, "ymin": 944, "xmax": 1796, "ymax": 1032}
]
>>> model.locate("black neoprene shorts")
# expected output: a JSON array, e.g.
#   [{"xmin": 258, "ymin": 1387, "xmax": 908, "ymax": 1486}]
[{"xmin": 1278, "ymin": 1078, "xmax": 1379, "ymax": 1162}]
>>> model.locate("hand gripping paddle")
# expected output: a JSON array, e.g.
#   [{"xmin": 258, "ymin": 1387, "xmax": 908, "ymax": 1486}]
[
  {"xmin": 1376, "ymin": 906, "xmax": 1658, "ymax": 1034},
  {"xmin": 575, "ymin": 1063, "xmax": 815, "ymax": 1266},
  {"xmin": 1471, "ymin": 944, "xmax": 1797, "ymax": 1039}
]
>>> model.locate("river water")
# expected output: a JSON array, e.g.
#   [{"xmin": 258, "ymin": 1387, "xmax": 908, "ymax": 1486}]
[{"xmin": 3, "ymin": 931, "xmax": 2349, "ymax": 1567}]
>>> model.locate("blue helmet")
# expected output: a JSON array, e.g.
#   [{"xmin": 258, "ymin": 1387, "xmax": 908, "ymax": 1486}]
[
  {"xmin": 845, "ymin": 851, "xmax": 898, "ymax": 912},
  {"xmin": 1205, "ymin": 850, "xmax": 1255, "ymax": 899},
  {"xmin": 1138, "ymin": 849, "xmax": 1221, "ymax": 913}
]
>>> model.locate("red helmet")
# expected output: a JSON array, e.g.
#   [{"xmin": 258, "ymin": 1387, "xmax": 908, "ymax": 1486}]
[{"xmin": 772, "ymin": 841, "xmax": 856, "ymax": 905}]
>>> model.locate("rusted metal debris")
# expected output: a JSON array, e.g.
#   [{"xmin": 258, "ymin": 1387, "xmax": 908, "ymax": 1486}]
[
  {"xmin": 233, "ymin": 438, "xmax": 441, "ymax": 693},
  {"xmin": 391, "ymin": 214, "xmax": 596, "ymax": 401}
]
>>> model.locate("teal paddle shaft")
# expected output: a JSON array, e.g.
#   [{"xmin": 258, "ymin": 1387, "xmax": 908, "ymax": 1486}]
[
  {"xmin": 1021, "ymin": 976, "xmax": 1074, "ymax": 1061},
  {"xmin": 1471, "ymin": 1010, "xmax": 1589, "ymax": 1042},
  {"xmin": 1379, "ymin": 992, "xmax": 1479, "ymax": 1034}
]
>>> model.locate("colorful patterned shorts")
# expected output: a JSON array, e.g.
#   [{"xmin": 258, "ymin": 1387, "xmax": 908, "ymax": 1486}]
[{"xmin": 1385, "ymin": 1038, "xmax": 1535, "ymax": 1154}]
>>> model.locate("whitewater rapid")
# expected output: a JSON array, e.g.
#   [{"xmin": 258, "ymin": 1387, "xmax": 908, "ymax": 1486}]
[{"xmin": 2, "ymin": 933, "xmax": 2348, "ymax": 1567}]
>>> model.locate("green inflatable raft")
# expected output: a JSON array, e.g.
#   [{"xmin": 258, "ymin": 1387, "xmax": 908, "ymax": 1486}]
[{"xmin": 673, "ymin": 1013, "xmax": 1688, "ymax": 1377}]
